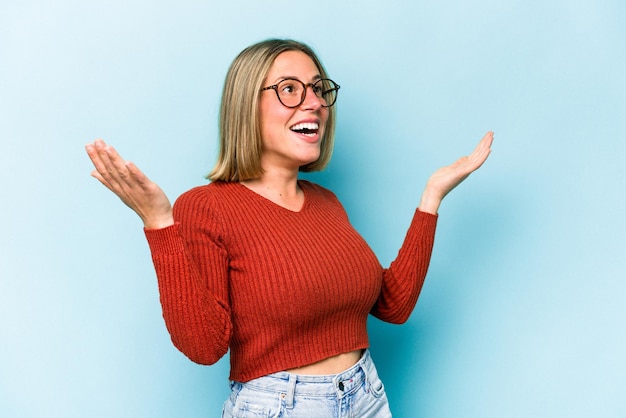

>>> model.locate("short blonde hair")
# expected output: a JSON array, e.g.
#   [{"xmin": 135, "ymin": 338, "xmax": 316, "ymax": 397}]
[{"xmin": 208, "ymin": 39, "xmax": 337, "ymax": 181}]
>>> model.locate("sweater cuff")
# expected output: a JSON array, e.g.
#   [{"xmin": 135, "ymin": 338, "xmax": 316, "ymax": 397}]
[
  {"xmin": 414, "ymin": 208, "xmax": 439, "ymax": 224},
  {"xmin": 144, "ymin": 223, "xmax": 186, "ymax": 255}
]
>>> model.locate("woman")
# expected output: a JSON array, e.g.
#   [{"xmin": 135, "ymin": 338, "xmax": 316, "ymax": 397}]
[{"xmin": 86, "ymin": 39, "xmax": 493, "ymax": 417}]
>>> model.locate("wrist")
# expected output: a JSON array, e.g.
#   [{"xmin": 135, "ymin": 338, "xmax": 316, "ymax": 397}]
[
  {"xmin": 418, "ymin": 188, "xmax": 443, "ymax": 215},
  {"xmin": 142, "ymin": 212, "xmax": 174, "ymax": 230}
]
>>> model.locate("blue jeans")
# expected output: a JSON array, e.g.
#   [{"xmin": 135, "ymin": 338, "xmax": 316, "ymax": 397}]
[{"xmin": 221, "ymin": 350, "xmax": 392, "ymax": 417}]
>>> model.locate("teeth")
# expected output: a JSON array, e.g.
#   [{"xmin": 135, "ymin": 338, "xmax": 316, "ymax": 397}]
[{"xmin": 290, "ymin": 122, "xmax": 319, "ymax": 132}]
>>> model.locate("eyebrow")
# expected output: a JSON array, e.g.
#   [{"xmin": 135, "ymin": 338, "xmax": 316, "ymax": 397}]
[{"xmin": 271, "ymin": 74, "xmax": 322, "ymax": 84}]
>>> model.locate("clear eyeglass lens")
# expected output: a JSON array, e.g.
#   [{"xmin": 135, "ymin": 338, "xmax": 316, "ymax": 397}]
[
  {"xmin": 275, "ymin": 79, "xmax": 337, "ymax": 107},
  {"xmin": 315, "ymin": 79, "xmax": 337, "ymax": 106},
  {"xmin": 277, "ymin": 80, "xmax": 305, "ymax": 107}
]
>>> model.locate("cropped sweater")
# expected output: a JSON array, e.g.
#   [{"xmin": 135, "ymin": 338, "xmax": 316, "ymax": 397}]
[{"xmin": 144, "ymin": 180, "xmax": 437, "ymax": 382}]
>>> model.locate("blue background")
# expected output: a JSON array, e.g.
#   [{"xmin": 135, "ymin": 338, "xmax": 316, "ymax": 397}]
[{"xmin": 1, "ymin": 1, "xmax": 625, "ymax": 417}]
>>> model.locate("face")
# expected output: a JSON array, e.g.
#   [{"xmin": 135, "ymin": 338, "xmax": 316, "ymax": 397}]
[{"xmin": 258, "ymin": 50, "xmax": 329, "ymax": 173}]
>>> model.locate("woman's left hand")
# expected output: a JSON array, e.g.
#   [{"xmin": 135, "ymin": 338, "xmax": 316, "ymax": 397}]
[{"xmin": 419, "ymin": 131, "xmax": 493, "ymax": 214}]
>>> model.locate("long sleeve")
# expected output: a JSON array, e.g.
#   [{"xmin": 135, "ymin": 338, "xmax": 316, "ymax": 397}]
[
  {"xmin": 144, "ymin": 187, "xmax": 232, "ymax": 365},
  {"xmin": 142, "ymin": 180, "xmax": 434, "ymax": 382},
  {"xmin": 370, "ymin": 209, "xmax": 438, "ymax": 324}
]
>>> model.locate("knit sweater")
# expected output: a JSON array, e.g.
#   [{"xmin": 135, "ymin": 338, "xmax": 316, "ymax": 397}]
[{"xmin": 144, "ymin": 180, "xmax": 437, "ymax": 382}]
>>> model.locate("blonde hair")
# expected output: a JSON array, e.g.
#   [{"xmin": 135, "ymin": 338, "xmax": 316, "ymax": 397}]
[{"xmin": 208, "ymin": 39, "xmax": 337, "ymax": 181}]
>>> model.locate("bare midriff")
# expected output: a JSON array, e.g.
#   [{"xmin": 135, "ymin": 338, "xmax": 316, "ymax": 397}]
[{"xmin": 285, "ymin": 349, "xmax": 363, "ymax": 375}]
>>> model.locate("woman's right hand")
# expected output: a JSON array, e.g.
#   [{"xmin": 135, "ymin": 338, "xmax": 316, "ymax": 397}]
[{"xmin": 85, "ymin": 139, "xmax": 174, "ymax": 229}]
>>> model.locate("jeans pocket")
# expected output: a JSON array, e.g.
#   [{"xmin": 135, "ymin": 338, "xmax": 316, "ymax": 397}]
[
  {"xmin": 225, "ymin": 385, "xmax": 283, "ymax": 418},
  {"xmin": 239, "ymin": 402, "xmax": 271, "ymax": 417}
]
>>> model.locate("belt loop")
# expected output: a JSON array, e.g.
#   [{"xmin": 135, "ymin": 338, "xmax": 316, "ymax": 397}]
[
  {"xmin": 229, "ymin": 381, "xmax": 243, "ymax": 403},
  {"xmin": 360, "ymin": 350, "xmax": 372, "ymax": 388},
  {"xmin": 285, "ymin": 374, "xmax": 296, "ymax": 409}
]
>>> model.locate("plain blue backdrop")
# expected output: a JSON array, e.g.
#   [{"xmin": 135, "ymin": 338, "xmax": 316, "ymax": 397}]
[{"xmin": 1, "ymin": 0, "xmax": 625, "ymax": 417}]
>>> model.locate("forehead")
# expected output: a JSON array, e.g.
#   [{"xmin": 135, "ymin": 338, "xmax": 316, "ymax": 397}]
[{"xmin": 266, "ymin": 50, "xmax": 321, "ymax": 82}]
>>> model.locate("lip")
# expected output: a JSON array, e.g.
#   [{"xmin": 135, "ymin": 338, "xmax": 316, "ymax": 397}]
[
  {"xmin": 289, "ymin": 118, "xmax": 321, "ymax": 129},
  {"xmin": 289, "ymin": 118, "xmax": 323, "ymax": 143}
]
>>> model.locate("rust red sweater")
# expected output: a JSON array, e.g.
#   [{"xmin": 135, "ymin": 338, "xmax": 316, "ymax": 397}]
[{"xmin": 144, "ymin": 180, "xmax": 437, "ymax": 382}]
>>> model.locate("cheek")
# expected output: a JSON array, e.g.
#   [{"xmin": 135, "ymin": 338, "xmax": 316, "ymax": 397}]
[
  {"xmin": 259, "ymin": 108, "xmax": 289, "ymax": 141},
  {"xmin": 320, "ymin": 110, "xmax": 331, "ymax": 135},
  {"xmin": 260, "ymin": 101, "xmax": 295, "ymax": 128}
]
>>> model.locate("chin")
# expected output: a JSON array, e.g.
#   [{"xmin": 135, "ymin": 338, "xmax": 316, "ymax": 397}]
[{"xmin": 302, "ymin": 153, "xmax": 321, "ymax": 166}]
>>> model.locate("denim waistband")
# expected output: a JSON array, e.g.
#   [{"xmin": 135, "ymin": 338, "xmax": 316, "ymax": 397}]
[{"xmin": 233, "ymin": 350, "xmax": 375, "ymax": 405}]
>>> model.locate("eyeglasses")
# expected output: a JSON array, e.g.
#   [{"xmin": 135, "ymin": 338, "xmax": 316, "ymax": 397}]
[{"xmin": 261, "ymin": 78, "xmax": 340, "ymax": 108}]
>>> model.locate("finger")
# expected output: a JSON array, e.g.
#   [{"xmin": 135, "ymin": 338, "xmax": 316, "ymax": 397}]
[
  {"xmin": 97, "ymin": 141, "xmax": 126, "ymax": 175},
  {"xmin": 87, "ymin": 140, "xmax": 143, "ymax": 205},
  {"xmin": 87, "ymin": 140, "xmax": 130, "ymax": 183},
  {"xmin": 85, "ymin": 141, "xmax": 108, "ymax": 172},
  {"xmin": 124, "ymin": 161, "xmax": 152, "ymax": 190},
  {"xmin": 466, "ymin": 131, "xmax": 493, "ymax": 169},
  {"xmin": 86, "ymin": 141, "xmax": 120, "ymax": 192},
  {"xmin": 90, "ymin": 169, "xmax": 117, "ymax": 193},
  {"xmin": 86, "ymin": 142, "xmax": 122, "ymax": 189},
  {"xmin": 92, "ymin": 141, "xmax": 135, "ymax": 191},
  {"xmin": 471, "ymin": 131, "xmax": 493, "ymax": 156},
  {"xmin": 86, "ymin": 140, "xmax": 116, "ymax": 178}
]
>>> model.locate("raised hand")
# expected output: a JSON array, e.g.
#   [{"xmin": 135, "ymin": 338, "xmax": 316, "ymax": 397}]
[
  {"xmin": 85, "ymin": 139, "xmax": 174, "ymax": 229},
  {"xmin": 419, "ymin": 131, "xmax": 493, "ymax": 214}
]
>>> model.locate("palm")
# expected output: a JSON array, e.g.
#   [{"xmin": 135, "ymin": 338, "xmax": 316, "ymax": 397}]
[
  {"xmin": 421, "ymin": 131, "xmax": 493, "ymax": 212},
  {"xmin": 85, "ymin": 139, "xmax": 173, "ymax": 228}
]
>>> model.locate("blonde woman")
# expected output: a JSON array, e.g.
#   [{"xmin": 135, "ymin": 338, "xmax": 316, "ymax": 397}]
[{"xmin": 86, "ymin": 38, "xmax": 493, "ymax": 417}]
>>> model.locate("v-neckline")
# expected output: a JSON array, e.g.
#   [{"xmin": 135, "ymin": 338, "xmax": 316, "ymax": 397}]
[{"xmin": 237, "ymin": 180, "xmax": 309, "ymax": 214}]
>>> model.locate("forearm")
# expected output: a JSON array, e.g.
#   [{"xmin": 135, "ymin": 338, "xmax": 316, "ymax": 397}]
[
  {"xmin": 418, "ymin": 187, "xmax": 444, "ymax": 215},
  {"xmin": 371, "ymin": 209, "xmax": 438, "ymax": 323},
  {"xmin": 145, "ymin": 224, "xmax": 232, "ymax": 365}
]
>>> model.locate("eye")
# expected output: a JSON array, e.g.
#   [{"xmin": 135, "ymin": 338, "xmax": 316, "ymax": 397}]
[
  {"xmin": 312, "ymin": 84, "xmax": 324, "ymax": 96},
  {"xmin": 278, "ymin": 80, "xmax": 300, "ymax": 96}
]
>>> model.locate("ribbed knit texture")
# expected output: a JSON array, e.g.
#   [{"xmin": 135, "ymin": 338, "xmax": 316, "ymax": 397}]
[{"xmin": 144, "ymin": 180, "xmax": 437, "ymax": 382}]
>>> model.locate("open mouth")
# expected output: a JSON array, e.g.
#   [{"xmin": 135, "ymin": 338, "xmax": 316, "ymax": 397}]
[{"xmin": 290, "ymin": 122, "xmax": 319, "ymax": 137}]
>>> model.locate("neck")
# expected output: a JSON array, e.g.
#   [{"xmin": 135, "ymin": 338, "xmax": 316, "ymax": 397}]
[{"xmin": 241, "ymin": 168, "xmax": 304, "ymax": 211}]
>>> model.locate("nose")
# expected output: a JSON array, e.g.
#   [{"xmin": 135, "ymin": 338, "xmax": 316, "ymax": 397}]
[{"xmin": 301, "ymin": 84, "xmax": 323, "ymax": 110}]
